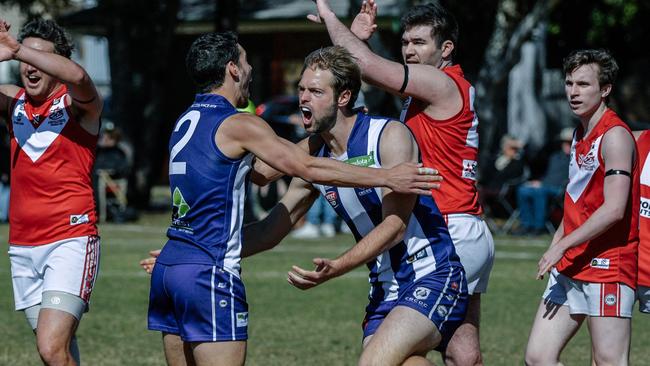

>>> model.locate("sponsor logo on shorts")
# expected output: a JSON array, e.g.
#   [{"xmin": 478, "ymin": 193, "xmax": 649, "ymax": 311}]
[
  {"xmin": 590, "ymin": 258, "xmax": 610, "ymax": 270},
  {"xmin": 604, "ymin": 293, "xmax": 617, "ymax": 306},
  {"xmin": 50, "ymin": 296, "xmax": 61, "ymax": 305},
  {"xmin": 450, "ymin": 282, "xmax": 459, "ymax": 290},
  {"xmin": 462, "ymin": 159, "xmax": 477, "ymax": 180},
  {"xmin": 325, "ymin": 191, "xmax": 338, "ymax": 208},
  {"xmin": 236, "ymin": 312, "xmax": 248, "ymax": 327},
  {"xmin": 413, "ymin": 287, "xmax": 431, "ymax": 300},
  {"xmin": 219, "ymin": 300, "xmax": 227, "ymax": 308},
  {"xmin": 406, "ymin": 248, "xmax": 428, "ymax": 264},
  {"xmin": 70, "ymin": 214, "xmax": 89, "ymax": 225},
  {"xmin": 436, "ymin": 305, "xmax": 448, "ymax": 318},
  {"xmin": 640, "ymin": 197, "xmax": 650, "ymax": 219},
  {"xmin": 218, "ymin": 282, "xmax": 227, "ymax": 289}
]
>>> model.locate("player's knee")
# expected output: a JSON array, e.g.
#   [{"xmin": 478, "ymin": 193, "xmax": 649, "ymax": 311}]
[
  {"xmin": 445, "ymin": 348, "xmax": 482, "ymax": 366},
  {"xmin": 524, "ymin": 348, "xmax": 549, "ymax": 366},
  {"xmin": 37, "ymin": 339, "xmax": 70, "ymax": 366},
  {"xmin": 592, "ymin": 348, "xmax": 626, "ymax": 366}
]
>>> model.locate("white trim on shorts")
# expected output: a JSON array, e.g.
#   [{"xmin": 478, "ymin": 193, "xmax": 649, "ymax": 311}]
[
  {"xmin": 542, "ymin": 268, "xmax": 634, "ymax": 317},
  {"xmin": 9, "ymin": 235, "xmax": 100, "ymax": 310},
  {"xmin": 445, "ymin": 214, "xmax": 495, "ymax": 294}
]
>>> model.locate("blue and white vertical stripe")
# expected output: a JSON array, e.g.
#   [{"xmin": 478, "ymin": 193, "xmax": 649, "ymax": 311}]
[{"xmin": 313, "ymin": 113, "xmax": 458, "ymax": 303}]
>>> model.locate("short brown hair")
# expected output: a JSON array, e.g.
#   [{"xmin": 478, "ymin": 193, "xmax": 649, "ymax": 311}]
[
  {"xmin": 563, "ymin": 49, "xmax": 619, "ymax": 87},
  {"xmin": 301, "ymin": 46, "xmax": 361, "ymax": 110}
]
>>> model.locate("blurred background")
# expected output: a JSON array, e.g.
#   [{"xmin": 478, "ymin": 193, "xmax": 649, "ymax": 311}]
[{"xmin": 0, "ymin": 0, "xmax": 648, "ymax": 227}]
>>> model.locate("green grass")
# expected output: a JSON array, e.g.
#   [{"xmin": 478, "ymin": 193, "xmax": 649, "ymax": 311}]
[{"xmin": 1, "ymin": 214, "xmax": 649, "ymax": 365}]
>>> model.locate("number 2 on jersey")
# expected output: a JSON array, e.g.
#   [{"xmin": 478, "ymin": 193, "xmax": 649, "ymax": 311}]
[{"xmin": 169, "ymin": 110, "xmax": 200, "ymax": 175}]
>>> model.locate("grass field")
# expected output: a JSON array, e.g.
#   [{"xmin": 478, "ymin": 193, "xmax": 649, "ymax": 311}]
[{"xmin": 1, "ymin": 213, "xmax": 649, "ymax": 365}]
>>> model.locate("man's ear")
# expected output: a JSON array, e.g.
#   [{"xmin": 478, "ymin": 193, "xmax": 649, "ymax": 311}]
[
  {"xmin": 441, "ymin": 40, "xmax": 454, "ymax": 59},
  {"xmin": 227, "ymin": 61, "xmax": 240, "ymax": 81},
  {"xmin": 338, "ymin": 89, "xmax": 351, "ymax": 108},
  {"xmin": 601, "ymin": 83, "xmax": 612, "ymax": 99}
]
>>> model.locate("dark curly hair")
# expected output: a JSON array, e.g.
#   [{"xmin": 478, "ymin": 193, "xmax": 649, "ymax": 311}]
[{"xmin": 18, "ymin": 19, "xmax": 74, "ymax": 59}]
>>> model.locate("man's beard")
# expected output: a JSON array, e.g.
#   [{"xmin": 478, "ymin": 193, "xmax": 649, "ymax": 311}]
[{"xmin": 311, "ymin": 103, "xmax": 337, "ymax": 135}]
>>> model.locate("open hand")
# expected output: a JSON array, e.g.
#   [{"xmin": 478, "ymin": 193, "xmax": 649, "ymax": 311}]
[
  {"xmin": 140, "ymin": 249, "xmax": 161, "ymax": 274},
  {"xmin": 287, "ymin": 257, "xmax": 338, "ymax": 290},
  {"xmin": 0, "ymin": 19, "xmax": 19, "ymax": 62},
  {"xmin": 351, "ymin": 0, "xmax": 378, "ymax": 41}
]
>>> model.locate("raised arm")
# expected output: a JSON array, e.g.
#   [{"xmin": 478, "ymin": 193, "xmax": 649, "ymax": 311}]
[
  {"xmin": 242, "ymin": 177, "xmax": 319, "ymax": 257},
  {"xmin": 220, "ymin": 112, "xmax": 438, "ymax": 194},
  {"xmin": 288, "ymin": 121, "xmax": 418, "ymax": 289},
  {"xmin": 537, "ymin": 126, "xmax": 635, "ymax": 278},
  {"xmin": 310, "ymin": 0, "xmax": 458, "ymax": 109},
  {"xmin": 0, "ymin": 20, "xmax": 102, "ymax": 133}
]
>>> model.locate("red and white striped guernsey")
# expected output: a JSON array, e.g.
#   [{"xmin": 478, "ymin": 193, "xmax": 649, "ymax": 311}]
[
  {"xmin": 400, "ymin": 64, "xmax": 482, "ymax": 216},
  {"xmin": 7, "ymin": 86, "xmax": 98, "ymax": 245},
  {"xmin": 636, "ymin": 130, "xmax": 650, "ymax": 288},
  {"xmin": 557, "ymin": 109, "xmax": 638, "ymax": 288}
]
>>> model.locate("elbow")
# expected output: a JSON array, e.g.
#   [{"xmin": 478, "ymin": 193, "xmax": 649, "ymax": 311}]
[
  {"xmin": 609, "ymin": 207, "xmax": 626, "ymax": 223},
  {"xmin": 69, "ymin": 69, "xmax": 90, "ymax": 87}
]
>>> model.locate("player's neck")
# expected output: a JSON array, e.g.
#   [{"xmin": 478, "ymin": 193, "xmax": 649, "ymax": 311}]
[
  {"xmin": 581, "ymin": 102, "xmax": 608, "ymax": 138},
  {"xmin": 322, "ymin": 109, "xmax": 356, "ymax": 157}
]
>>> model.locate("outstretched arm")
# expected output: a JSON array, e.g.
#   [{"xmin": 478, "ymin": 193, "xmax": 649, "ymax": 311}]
[
  {"xmin": 537, "ymin": 126, "xmax": 635, "ymax": 278},
  {"xmin": 221, "ymin": 113, "xmax": 439, "ymax": 195},
  {"xmin": 310, "ymin": 0, "xmax": 458, "ymax": 109},
  {"xmin": 0, "ymin": 19, "xmax": 102, "ymax": 133},
  {"xmin": 288, "ymin": 121, "xmax": 418, "ymax": 289}
]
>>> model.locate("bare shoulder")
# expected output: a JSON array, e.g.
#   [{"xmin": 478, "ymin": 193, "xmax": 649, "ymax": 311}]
[
  {"xmin": 381, "ymin": 120, "xmax": 415, "ymax": 144},
  {"xmin": 603, "ymin": 125, "xmax": 634, "ymax": 144}
]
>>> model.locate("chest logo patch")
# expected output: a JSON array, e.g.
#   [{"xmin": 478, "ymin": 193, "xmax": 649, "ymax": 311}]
[{"xmin": 567, "ymin": 136, "xmax": 602, "ymax": 203}]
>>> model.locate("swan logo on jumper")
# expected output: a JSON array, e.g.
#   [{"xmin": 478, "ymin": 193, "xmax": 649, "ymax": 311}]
[
  {"xmin": 462, "ymin": 159, "xmax": 477, "ymax": 180},
  {"xmin": 577, "ymin": 146, "xmax": 597, "ymax": 171},
  {"xmin": 325, "ymin": 191, "xmax": 339, "ymax": 208}
]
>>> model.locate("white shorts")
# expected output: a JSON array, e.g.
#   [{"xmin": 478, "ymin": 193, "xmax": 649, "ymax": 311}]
[
  {"xmin": 638, "ymin": 286, "xmax": 650, "ymax": 314},
  {"xmin": 446, "ymin": 214, "xmax": 495, "ymax": 294},
  {"xmin": 10, "ymin": 236, "xmax": 100, "ymax": 311},
  {"xmin": 542, "ymin": 268, "xmax": 634, "ymax": 317}
]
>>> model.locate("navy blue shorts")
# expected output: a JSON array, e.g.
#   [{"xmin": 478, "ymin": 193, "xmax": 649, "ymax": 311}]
[
  {"xmin": 362, "ymin": 265, "xmax": 468, "ymax": 351},
  {"xmin": 148, "ymin": 263, "xmax": 248, "ymax": 342}
]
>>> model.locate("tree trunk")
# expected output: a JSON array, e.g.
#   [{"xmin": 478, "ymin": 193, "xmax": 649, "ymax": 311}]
[{"xmin": 102, "ymin": 0, "xmax": 180, "ymax": 209}]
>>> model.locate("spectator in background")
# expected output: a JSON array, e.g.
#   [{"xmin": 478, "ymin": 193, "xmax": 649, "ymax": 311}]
[
  {"xmin": 481, "ymin": 134, "xmax": 526, "ymax": 192},
  {"xmin": 515, "ymin": 127, "xmax": 572, "ymax": 236}
]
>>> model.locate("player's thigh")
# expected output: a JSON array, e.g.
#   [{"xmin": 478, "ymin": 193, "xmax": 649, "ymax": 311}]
[
  {"xmin": 163, "ymin": 333, "xmax": 195, "ymax": 366},
  {"xmin": 42, "ymin": 235, "xmax": 101, "ymax": 303},
  {"xmin": 361, "ymin": 305, "xmax": 439, "ymax": 366},
  {"xmin": 444, "ymin": 294, "xmax": 481, "ymax": 359},
  {"xmin": 191, "ymin": 340, "xmax": 246, "ymax": 366},
  {"xmin": 447, "ymin": 215, "xmax": 495, "ymax": 294},
  {"xmin": 36, "ymin": 307, "xmax": 79, "ymax": 350},
  {"xmin": 525, "ymin": 299, "xmax": 584, "ymax": 363},
  {"xmin": 587, "ymin": 316, "xmax": 630, "ymax": 365}
]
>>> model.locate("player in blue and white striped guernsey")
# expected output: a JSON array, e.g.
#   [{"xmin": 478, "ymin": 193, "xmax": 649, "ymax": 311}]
[
  {"xmin": 243, "ymin": 46, "xmax": 468, "ymax": 366},
  {"xmin": 146, "ymin": 33, "xmax": 440, "ymax": 366}
]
